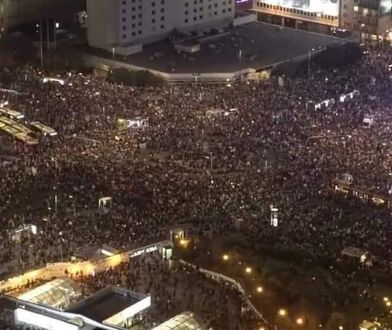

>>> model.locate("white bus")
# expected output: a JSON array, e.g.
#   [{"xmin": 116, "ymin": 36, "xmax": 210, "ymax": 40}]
[
  {"xmin": 31, "ymin": 121, "xmax": 58, "ymax": 136},
  {"xmin": 43, "ymin": 77, "xmax": 65, "ymax": 85},
  {"xmin": 0, "ymin": 107, "xmax": 24, "ymax": 119}
]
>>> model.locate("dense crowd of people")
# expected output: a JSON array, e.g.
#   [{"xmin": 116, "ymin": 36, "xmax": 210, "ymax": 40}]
[
  {"xmin": 1, "ymin": 45, "xmax": 392, "ymax": 327},
  {"xmin": 77, "ymin": 251, "xmax": 243, "ymax": 329}
]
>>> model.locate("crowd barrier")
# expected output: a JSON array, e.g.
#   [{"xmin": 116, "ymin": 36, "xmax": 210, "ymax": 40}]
[
  {"xmin": 179, "ymin": 259, "xmax": 269, "ymax": 325},
  {"xmin": 0, "ymin": 240, "xmax": 172, "ymax": 294}
]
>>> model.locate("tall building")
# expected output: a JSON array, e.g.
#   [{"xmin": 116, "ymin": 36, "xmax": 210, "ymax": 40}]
[
  {"xmin": 340, "ymin": 0, "xmax": 392, "ymax": 42},
  {"xmin": 251, "ymin": 0, "xmax": 392, "ymax": 41},
  {"xmin": 0, "ymin": 0, "xmax": 83, "ymax": 33},
  {"xmin": 87, "ymin": 0, "xmax": 235, "ymax": 53}
]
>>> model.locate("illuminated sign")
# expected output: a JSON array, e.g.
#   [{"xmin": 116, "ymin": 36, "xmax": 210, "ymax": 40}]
[
  {"xmin": 130, "ymin": 245, "xmax": 158, "ymax": 258},
  {"xmin": 380, "ymin": 0, "xmax": 392, "ymax": 16},
  {"xmin": 259, "ymin": 0, "xmax": 339, "ymax": 17}
]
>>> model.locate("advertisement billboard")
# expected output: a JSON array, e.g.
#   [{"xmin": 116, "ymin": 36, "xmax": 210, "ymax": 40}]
[
  {"xmin": 260, "ymin": 0, "xmax": 339, "ymax": 16},
  {"xmin": 380, "ymin": 0, "xmax": 392, "ymax": 16}
]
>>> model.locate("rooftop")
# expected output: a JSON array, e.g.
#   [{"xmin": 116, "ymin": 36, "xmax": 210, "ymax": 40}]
[
  {"xmin": 17, "ymin": 278, "xmax": 79, "ymax": 310},
  {"xmin": 68, "ymin": 287, "xmax": 145, "ymax": 322},
  {"xmin": 152, "ymin": 311, "xmax": 206, "ymax": 330},
  {"xmin": 87, "ymin": 22, "xmax": 345, "ymax": 74}
]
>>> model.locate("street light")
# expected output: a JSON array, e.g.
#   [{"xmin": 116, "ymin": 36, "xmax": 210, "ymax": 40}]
[
  {"xmin": 296, "ymin": 317, "xmax": 304, "ymax": 325},
  {"xmin": 179, "ymin": 239, "xmax": 188, "ymax": 246},
  {"xmin": 308, "ymin": 48, "xmax": 315, "ymax": 79},
  {"xmin": 222, "ymin": 254, "xmax": 229, "ymax": 261},
  {"xmin": 256, "ymin": 286, "xmax": 263, "ymax": 293},
  {"xmin": 278, "ymin": 308, "xmax": 287, "ymax": 317},
  {"xmin": 245, "ymin": 267, "xmax": 252, "ymax": 274}
]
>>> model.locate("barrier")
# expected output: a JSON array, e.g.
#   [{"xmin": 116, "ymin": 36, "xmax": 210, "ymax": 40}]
[{"xmin": 178, "ymin": 259, "xmax": 269, "ymax": 325}]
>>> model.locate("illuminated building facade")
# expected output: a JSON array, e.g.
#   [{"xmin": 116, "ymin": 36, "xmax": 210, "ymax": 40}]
[
  {"xmin": 251, "ymin": 0, "xmax": 392, "ymax": 41},
  {"xmin": 340, "ymin": 0, "xmax": 392, "ymax": 42}
]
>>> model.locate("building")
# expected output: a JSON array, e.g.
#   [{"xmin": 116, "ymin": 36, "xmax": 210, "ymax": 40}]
[
  {"xmin": 17, "ymin": 278, "xmax": 80, "ymax": 310},
  {"xmin": 1, "ymin": 285, "xmax": 151, "ymax": 330},
  {"xmin": 235, "ymin": 0, "xmax": 253, "ymax": 10},
  {"xmin": 86, "ymin": 0, "xmax": 235, "ymax": 54},
  {"xmin": 0, "ymin": 290, "xmax": 206, "ymax": 330},
  {"xmin": 251, "ymin": 0, "xmax": 392, "ymax": 41},
  {"xmin": 0, "ymin": 0, "xmax": 83, "ymax": 33},
  {"xmin": 340, "ymin": 0, "xmax": 392, "ymax": 42},
  {"xmin": 151, "ymin": 311, "xmax": 206, "ymax": 330},
  {"xmin": 251, "ymin": 0, "xmax": 339, "ymax": 33}
]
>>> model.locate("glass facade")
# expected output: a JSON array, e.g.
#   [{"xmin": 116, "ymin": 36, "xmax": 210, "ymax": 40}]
[
  {"xmin": 18, "ymin": 279, "xmax": 79, "ymax": 310},
  {"xmin": 152, "ymin": 312, "xmax": 205, "ymax": 330}
]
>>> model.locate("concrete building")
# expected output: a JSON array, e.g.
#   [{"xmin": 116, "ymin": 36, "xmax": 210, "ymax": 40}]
[
  {"xmin": 87, "ymin": 0, "xmax": 235, "ymax": 54},
  {"xmin": 0, "ymin": 0, "xmax": 83, "ymax": 33},
  {"xmin": 251, "ymin": 0, "xmax": 392, "ymax": 41},
  {"xmin": 340, "ymin": 0, "xmax": 392, "ymax": 42}
]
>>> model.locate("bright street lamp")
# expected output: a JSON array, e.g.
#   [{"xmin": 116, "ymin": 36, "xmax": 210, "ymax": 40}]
[
  {"xmin": 222, "ymin": 254, "xmax": 229, "ymax": 261},
  {"xmin": 245, "ymin": 267, "xmax": 252, "ymax": 274},
  {"xmin": 256, "ymin": 286, "xmax": 263, "ymax": 293},
  {"xmin": 278, "ymin": 308, "xmax": 287, "ymax": 317},
  {"xmin": 296, "ymin": 317, "xmax": 304, "ymax": 325}
]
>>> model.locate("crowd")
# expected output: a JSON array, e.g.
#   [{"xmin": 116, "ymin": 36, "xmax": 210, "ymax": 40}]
[
  {"xmin": 77, "ymin": 251, "xmax": 243, "ymax": 329},
  {"xmin": 1, "ymin": 46, "xmax": 392, "ymax": 327}
]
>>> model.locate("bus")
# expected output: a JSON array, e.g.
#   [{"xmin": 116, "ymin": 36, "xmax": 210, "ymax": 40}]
[
  {"xmin": 0, "ymin": 117, "xmax": 32, "ymax": 134},
  {"xmin": 0, "ymin": 107, "xmax": 24, "ymax": 119},
  {"xmin": 30, "ymin": 121, "xmax": 58, "ymax": 136},
  {"xmin": 14, "ymin": 132, "xmax": 39, "ymax": 145},
  {"xmin": 0, "ymin": 117, "xmax": 39, "ymax": 145},
  {"xmin": 43, "ymin": 77, "xmax": 65, "ymax": 85}
]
